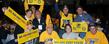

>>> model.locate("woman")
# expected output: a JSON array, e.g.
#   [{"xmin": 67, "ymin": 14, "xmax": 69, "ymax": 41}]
[{"xmin": 62, "ymin": 24, "xmax": 81, "ymax": 39}]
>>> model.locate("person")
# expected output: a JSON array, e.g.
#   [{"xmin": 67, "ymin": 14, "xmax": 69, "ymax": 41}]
[
  {"xmin": 60, "ymin": 5, "xmax": 75, "ymax": 29},
  {"xmin": 74, "ymin": 7, "xmax": 94, "ymax": 23},
  {"xmin": 1, "ymin": 22, "xmax": 24, "ymax": 44},
  {"xmin": 24, "ymin": 9, "xmax": 34, "ymax": 21},
  {"xmin": 59, "ymin": 5, "xmax": 76, "ymax": 38},
  {"xmin": 62, "ymin": 24, "xmax": 81, "ymax": 39},
  {"xmin": 3, "ymin": 23, "xmax": 17, "ymax": 44},
  {"xmin": 33, "ymin": 10, "xmax": 46, "ymax": 33},
  {"xmin": 24, "ymin": 9, "xmax": 35, "ymax": 44},
  {"xmin": 39, "ymin": 24, "xmax": 60, "ymax": 44},
  {"xmin": 85, "ymin": 25, "xmax": 108, "ymax": 44},
  {"xmin": 74, "ymin": 7, "xmax": 95, "ymax": 39},
  {"xmin": 32, "ymin": 10, "xmax": 46, "ymax": 44},
  {"xmin": 0, "ymin": 21, "xmax": 10, "ymax": 44}
]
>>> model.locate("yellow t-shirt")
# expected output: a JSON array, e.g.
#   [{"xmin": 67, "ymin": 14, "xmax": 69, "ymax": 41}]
[
  {"xmin": 39, "ymin": 31, "xmax": 60, "ymax": 42},
  {"xmin": 85, "ymin": 31, "xmax": 108, "ymax": 44}
]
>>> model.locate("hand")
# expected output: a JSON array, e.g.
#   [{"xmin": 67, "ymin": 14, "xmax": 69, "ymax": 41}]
[
  {"xmin": 15, "ymin": 39, "xmax": 18, "ymax": 42},
  {"xmin": 38, "ymin": 29, "xmax": 41, "ymax": 33},
  {"xmin": 83, "ymin": 11, "xmax": 87, "ymax": 14},
  {"xmin": 2, "ymin": 7, "xmax": 8, "ymax": 12},
  {"xmin": 86, "ymin": 21, "xmax": 90, "ymax": 24}
]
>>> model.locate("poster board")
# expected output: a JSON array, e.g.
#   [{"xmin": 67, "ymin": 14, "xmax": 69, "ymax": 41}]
[
  {"xmin": 4, "ymin": 7, "xmax": 27, "ymax": 30},
  {"xmin": 27, "ymin": 0, "xmax": 44, "ymax": 5},
  {"xmin": 72, "ymin": 22, "xmax": 88, "ymax": 32},
  {"xmin": 53, "ymin": 39, "xmax": 85, "ymax": 44},
  {"xmin": 17, "ymin": 30, "xmax": 39, "ymax": 44}
]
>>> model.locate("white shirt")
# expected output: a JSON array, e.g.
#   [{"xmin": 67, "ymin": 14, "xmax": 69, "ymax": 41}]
[{"xmin": 38, "ymin": 19, "xmax": 41, "ymax": 24}]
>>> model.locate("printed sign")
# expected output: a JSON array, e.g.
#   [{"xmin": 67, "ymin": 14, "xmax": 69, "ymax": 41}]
[
  {"xmin": 53, "ymin": 39, "xmax": 85, "ymax": 44},
  {"xmin": 4, "ymin": 7, "xmax": 27, "ymax": 30},
  {"xmin": 17, "ymin": 30, "xmax": 39, "ymax": 44},
  {"xmin": 27, "ymin": 0, "xmax": 44, "ymax": 5},
  {"xmin": 72, "ymin": 22, "xmax": 88, "ymax": 32}
]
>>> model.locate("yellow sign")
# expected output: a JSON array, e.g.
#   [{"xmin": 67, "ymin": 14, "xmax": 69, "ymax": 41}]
[
  {"xmin": 17, "ymin": 30, "xmax": 39, "ymax": 44},
  {"xmin": 53, "ymin": 39, "xmax": 85, "ymax": 44},
  {"xmin": 72, "ymin": 22, "xmax": 88, "ymax": 32},
  {"xmin": 27, "ymin": 0, "xmax": 44, "ymax": 5},
  {"xmin": 4, "ymin": 7, "xmax": 27, "ymax": 30}
]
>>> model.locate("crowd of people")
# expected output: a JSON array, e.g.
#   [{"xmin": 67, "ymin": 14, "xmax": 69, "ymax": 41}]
[{"xmin": 0, "ymin": 0, "xmax": 109, "ymax": 44}]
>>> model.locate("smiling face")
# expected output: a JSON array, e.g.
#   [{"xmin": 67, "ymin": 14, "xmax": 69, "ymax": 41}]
[
  {"xmin": 46, "ymin": 24, "xmax": 53, "ymax": 35},
  {"xmin": 35, "ymin": 10, "xmax": 41, "ymax": 19},
  {"xmin": 76, "ymin": 7, "xmax": 83, "ymax": 15},
  {"xmin": 90, "ymin": 26, "xmax": 97, "ymax": 34},
  {"xmin": 65, "ymin": 24, "xmax": 72, "ymax": 33},
  {"xmin": 26, "ymin": 11, "xmax": 32, "ymax": 18},
  {"xmin": 63, "ymin": 6, "xmax": 69, "ymax": 15},
  {"xmin": 9, "ymin": 24, "xmax": 16, "ymax": 33}
]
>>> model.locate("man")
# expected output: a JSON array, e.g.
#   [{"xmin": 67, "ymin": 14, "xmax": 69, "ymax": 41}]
[
  {"xmin": 59, "ymin": 5, "xmax": 76, "ymax": 38},
  {"xmin": 39, "ymin": 24, "xmax": 60, "ymax": 43},
  {"xmin": 1, "ymin": 22, "xmax": 24, "ymax": 44},
  {"xmin": 74, "ymin": 7, "xmax": 94, "ymax": 23},
  {"xmin": 85, "ymin": 25, "xmax": 108, "ymax": 44},
  {"xmin": 0, "ymin": 21, "xmax": 10, "ymax": 44},
  {"xmin": 60, "ymin": 5, "xmax": 75, "ymax": 29},
  {"xmin": 74, "ymin": 7, "xmax": 95, "ymax": 39},
  {"xmin": 33, "ymin": 10, "xmax": 46, "ymax": 33}
]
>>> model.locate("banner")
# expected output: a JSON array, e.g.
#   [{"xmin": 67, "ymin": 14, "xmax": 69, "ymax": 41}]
[
  {"xmin": 27, "ymin": 0, "xmax": 44, "ymax": 5},
  {"xmin": 4, "ymin": 7, "xmax": 27, "ymax": 30},
  {"xmin": 17, "ymin": 30, "xmax": 39, "ymax": 44},
  {"xmin": 53, "ymin": 39, "xmax": 85, "ymax": 44},
  {"xmin": 72, "ymin": 22, "xmax": 88, "ymax": 32}
]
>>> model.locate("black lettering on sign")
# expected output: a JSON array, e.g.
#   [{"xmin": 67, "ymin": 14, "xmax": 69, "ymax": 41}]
[
  {"xmin": 18, "ymin": 30, "xmax": 37, "ymax": 38},
  {"xmin": 8, "ymin": 9, "xmax": 26, "ymax": 24}
]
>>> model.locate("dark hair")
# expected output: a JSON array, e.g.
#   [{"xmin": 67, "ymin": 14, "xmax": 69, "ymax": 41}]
[
  {"xmin": 76, "ymin": 6, "xmax": 83, "ymax": 10},
  {"xmin": 35, "ymin": 10, "xmax": 41, "ymax": 14},
  {"xmin": 64, "ymin": 24, "xmax": 72, "ymax": 31},
  {"xmin": 25, "ymin": 9, "xmax": 33, "ymax": 14}
]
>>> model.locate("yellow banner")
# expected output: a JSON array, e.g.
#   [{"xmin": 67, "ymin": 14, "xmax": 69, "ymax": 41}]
[
  {"xmin": 72, "ymin": 22, "xmax": 88, "ymax": 32},
  {"xmin": 17, "ymin": 30, "xmax": 39, "ymax": 44},
  {"xmin": 27, "ymin": 0, "xmax": 44, "ymax": 5},
  {"xmin": 4, "ymin": 7, "xmax": 27, "ymax": 30},
  {"xmin": 53, "ymin": 39, "xmax": 85, "ymax": 44}
]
